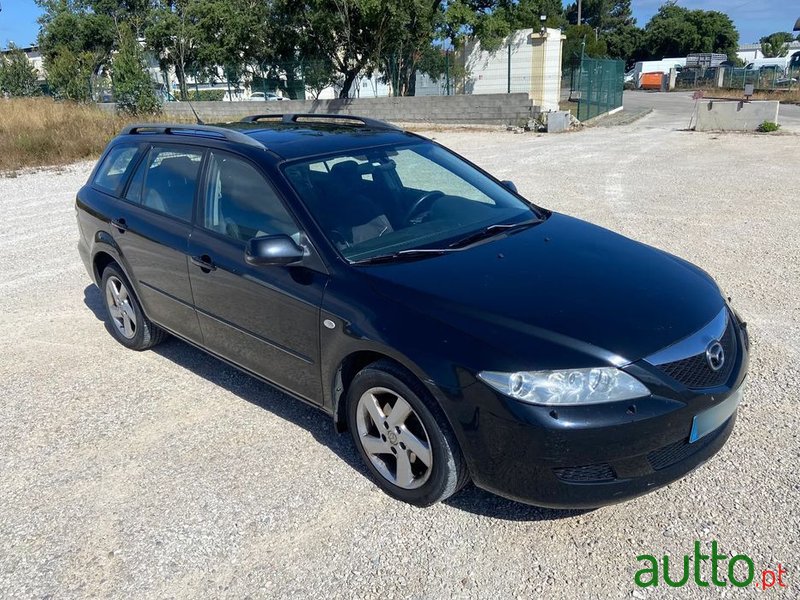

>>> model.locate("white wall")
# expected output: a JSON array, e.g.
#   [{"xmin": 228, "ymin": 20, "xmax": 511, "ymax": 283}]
[
  {"xmin": 459, "ymin": 28, "xmax": 564, "ymax": 111},
  {"xmin": 462, "ymin": 29, "xmax": 534, "ymax": 95}
]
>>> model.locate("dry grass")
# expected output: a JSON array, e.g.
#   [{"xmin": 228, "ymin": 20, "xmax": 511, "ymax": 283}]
[
  {"xmin": 700, "ymin": 88, "xmax": 800, "ymax": 105},
  {"xmin": 0, "ymin": 98, "xmax": 129, "ymax": 172},
  {"xmin": 0, "ymin": 98, "xmax": 195, "ymax": 173}
]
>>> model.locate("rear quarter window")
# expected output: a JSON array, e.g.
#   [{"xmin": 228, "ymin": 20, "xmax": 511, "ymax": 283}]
[{"xmin": 93, "ymin": 145, "xmax": 139, "ymax": 193}]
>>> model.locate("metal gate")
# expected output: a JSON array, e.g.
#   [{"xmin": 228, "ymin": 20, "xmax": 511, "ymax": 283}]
[{"xmin": 577, "ymin": 58, "xmax": 625, "ymax": 121}]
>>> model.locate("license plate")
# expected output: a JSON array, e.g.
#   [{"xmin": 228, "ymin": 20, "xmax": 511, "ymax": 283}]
[{"xmin": 689, "ymin": 387, "xmax": 742, "ymax": 443}]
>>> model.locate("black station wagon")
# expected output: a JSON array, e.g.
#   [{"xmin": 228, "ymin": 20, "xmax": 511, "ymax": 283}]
[{"xmin": 77, "ymin": 114, "xmax": 749, "ymax": 508}]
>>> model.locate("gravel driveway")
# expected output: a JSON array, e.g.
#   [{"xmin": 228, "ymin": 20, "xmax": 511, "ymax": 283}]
[{"xmin": 1, "ymin": 101, "xmax": 798, "ymax": 599}]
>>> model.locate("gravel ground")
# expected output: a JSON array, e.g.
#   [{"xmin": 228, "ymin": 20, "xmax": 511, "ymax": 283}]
[{"xmin": 1, "ymin": 98, "xmax": 798, "ymax": 599}]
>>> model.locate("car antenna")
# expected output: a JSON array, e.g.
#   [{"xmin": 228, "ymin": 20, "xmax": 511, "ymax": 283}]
[{"xmin": 185, "ymin": 96, "xmax": 205, "ymax": 125}]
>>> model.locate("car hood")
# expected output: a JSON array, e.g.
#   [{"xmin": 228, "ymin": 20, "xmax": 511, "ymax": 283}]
[{"xmin": 362, "ymin": 213, "xmax": 724, "ymax": 366}]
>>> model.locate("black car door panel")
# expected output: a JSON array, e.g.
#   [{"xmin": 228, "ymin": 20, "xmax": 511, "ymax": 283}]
[
  {"xmin": 188, "ymin": 228, "xmax": 325, "ymax": 401},
  {"xmin": 111, "ymin": 144, "xmax": 204, "ymax": 343}
]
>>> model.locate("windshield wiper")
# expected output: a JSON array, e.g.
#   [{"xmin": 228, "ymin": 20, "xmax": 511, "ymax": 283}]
[
  {"xmin": 351, "ymin": 247, "xmax": 460, "ymax": 265},
  {"xmin": 447, "ymin": 219, "xmax": 541, "ymax": 249}
]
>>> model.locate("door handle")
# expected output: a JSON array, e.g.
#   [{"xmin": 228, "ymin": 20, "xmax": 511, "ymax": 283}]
[
  {"xmin": 110, "ymin": 218, "xmax": 128, "ymax": 233},
  {"xmin": 190, "ymin": 255, "xmax": 217, "ymax": 272}
]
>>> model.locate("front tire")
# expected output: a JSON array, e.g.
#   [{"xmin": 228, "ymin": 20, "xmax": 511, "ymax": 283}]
[
  {"xmin": 347, "ymin": 360, "xmax": 469, "ymax": 506},
  {"xmin": 100, "ymin": 264, "xmax": 167, "ymax": 351}
]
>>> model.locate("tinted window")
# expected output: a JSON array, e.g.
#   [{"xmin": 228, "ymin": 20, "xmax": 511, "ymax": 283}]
[
  {"xmin": 203, "ymin": 151, "xmax": 298, "ymax": 242},
  {"xmin": 93, "ymin": 145, "xmax": 139, "ymax": 193},
  {"xmin": 139, "ymin": 146, "xmax": 203, "ymax": 221},
  {"xmin": 391, "ymin": 148, "xmax": 495, "ymax": 204},
  {"xmin": 124, "ymin": 153, "xmax": 147, "ymax": 204}
]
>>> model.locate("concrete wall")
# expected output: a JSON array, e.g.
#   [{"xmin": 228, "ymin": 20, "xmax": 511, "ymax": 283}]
[
  {"xmin": 694, "ymin": 100, "xmax": 780, "ymax": 132},
  {"xmin": 460, "ymin": 28, "xmax": 564, "ymax": 111},
  {"xmin": 100, "ymin": 93, "xmax": 536, "ymax": 125},
  {"xmin": 532, "ymin": 29, "xmax": 565, "ymax": 112}
]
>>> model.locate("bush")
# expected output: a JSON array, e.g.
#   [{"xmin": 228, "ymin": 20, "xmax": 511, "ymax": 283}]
[
  {"xmin": 0, "ymin": 43, "xmax": 40, "ymax": 97},
  {"xmin": 45, "ymin": 49, "xmax": 95, "ymax": 102},
  {"xmin": 185, "ymin": 89, "xmax": 226, "ymax": 101},
  {"xmin": 756, "ymin": 121, "xmax": 780, "ymax": 133}
]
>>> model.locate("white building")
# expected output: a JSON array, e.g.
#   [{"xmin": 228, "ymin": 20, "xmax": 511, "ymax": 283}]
[
  {"xmin": 737, "ymin": 41, "xmax": 800, "ymax": 64},
  {"xmin": 0, "ymin": 44, "xmax": 45, "ymax": 80},
  {"xmin": 454, "ymin": 28, "xmax": 565, "ymax": 111}
]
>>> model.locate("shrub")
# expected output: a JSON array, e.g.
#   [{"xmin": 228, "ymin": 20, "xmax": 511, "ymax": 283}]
[
  {"xmin": 756, "ymin": 121, "xmax": 780, "ymax": 133},
  {"xmin": 0, "ymin": 43, "xmax": 40, "ymax": 97},
  {"xmin": 45, "ymin": 48, "xmax": 96, "ymax": 102}
]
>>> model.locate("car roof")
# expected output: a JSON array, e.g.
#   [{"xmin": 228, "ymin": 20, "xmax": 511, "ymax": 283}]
[
  {"xmin": 118, "ymin": 115, "xmax": 425, "ymax": 161},
  {"xmin": 228, "ymin": 123, "xmax": 422, "ymax": 160}
]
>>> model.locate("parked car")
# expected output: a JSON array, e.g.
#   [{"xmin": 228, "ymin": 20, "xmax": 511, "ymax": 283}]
[
  {"xmin": 76, "ymin": 114, "xmax": 749, "ymax": 508},
  {"xmin": 250, "ymin": 92, "xmax": 286, "ymax": 101}
]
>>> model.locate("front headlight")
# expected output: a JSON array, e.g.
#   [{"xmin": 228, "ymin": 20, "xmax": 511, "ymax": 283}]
[{"xmin": 478, "ymin": 367, "xmax": 650, "ymax": 406}]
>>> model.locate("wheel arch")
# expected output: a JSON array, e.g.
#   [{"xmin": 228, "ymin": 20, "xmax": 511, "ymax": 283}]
[
  {"xmin": 330, "ymin": 349, "xmax": 452, "ymax": 435},
  {"xmin": 92, "ymin": 250, "xmax": 117, "ymax": 284}
]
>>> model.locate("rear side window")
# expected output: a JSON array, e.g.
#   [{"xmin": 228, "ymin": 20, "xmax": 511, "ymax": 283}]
[
  {"xmin": 134, "ymin": 145, "xmax": 204, "ymax": 222},
  {"xmin": 93, "ymin": 145, "xmax": 139, "ymax": 193}
]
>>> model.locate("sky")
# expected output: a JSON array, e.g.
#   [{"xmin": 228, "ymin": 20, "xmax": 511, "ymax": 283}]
[{"xmin": 0, "ymin": 0, "xmax": 796, "ymax": 49}]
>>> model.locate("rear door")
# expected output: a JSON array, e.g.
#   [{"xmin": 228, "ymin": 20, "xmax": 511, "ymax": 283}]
[
  {"xmin": 112, "ymin": 143, "xmax": 205, "ymax": 343},
  {"xmin": 187, "ymin": 150, "xmax": 327, "ymax": 402}
]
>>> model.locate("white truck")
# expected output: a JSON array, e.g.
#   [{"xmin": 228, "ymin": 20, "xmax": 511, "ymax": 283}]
[{"xmin": 626, "ymin": 58, "xmax": 687, "ymax": 88}]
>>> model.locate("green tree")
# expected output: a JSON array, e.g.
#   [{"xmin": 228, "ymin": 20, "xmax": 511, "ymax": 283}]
[
  {"xmin": 145, "ymin": 0, "xmax": 202, "ymax": 100},
  {"xmin": 760, "ymin": 32, "xmax": 794, "ymax": 58},
  {"xmin": 641, "ymin": 1, "xmax": 738, "ymax": 61},
  {"xmin": 0, "ymin": 44, "xmax": 40, "ymax": 96},
  {"xmin": 36, "ymin": 0, "xmax": 116, "ymax": 100},
  {"xmin": 563, "ymin": 0, "xmax": 640, "ymax": 60},
  {"xmin": 562, "ymin": 23, "xmax": 608, "ymax": 68},
  {"xmin": 564, "ymin": 0, "xmax": 634, "ymax": 31},
  {"xmin": 376, "ymin": 0, "xmax": 442, "ymax": 96},
  {"xmin": 438, "ymin": 0, "xmax": 564, "ymax": 52},
  {"xmin": 272, "ymin": 0, "xmax": 398, "ymax": 98},
  {"xmin": 45, "ymin": 48, "xmax": 96, "ymax": 101},
  {"xmin": 113, "ymin": 24, "xmax": 161, "ymax": 115}
]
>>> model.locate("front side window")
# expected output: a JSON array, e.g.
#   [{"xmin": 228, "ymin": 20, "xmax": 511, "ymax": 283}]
[
  {"xmin": 283, "ymin": 142, "xmax": 537, "ymax": 261},
  {"xmin": 93, "ymin": 145, "xmax": 139, "ymax": 193},
  {"xmin": 203, "ymin": 151, "xmax": 298, "ymax": 242},
  {"xmin": 135, "ymin": 145, "xmax": 204, "ymax": 221}
]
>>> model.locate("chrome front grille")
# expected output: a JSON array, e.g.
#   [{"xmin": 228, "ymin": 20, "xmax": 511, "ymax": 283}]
[
  {"xmin": 645, "ymin": 307, "xmax": 738, "ymax": 390},
  {"xmin": 658, "ymin": 320, "xmax": 736, "ymax": 389}
]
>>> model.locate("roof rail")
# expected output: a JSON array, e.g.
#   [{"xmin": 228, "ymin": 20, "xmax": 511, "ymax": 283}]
[
  {"xmin": 120, "ymin": 123, "xmax": 265, "ymax": 149},
  {"xmin": 240, "ymin": 113, "xmax": 401, "ymax": 131}
]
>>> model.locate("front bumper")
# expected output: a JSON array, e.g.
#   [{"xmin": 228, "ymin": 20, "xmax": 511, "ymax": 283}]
[{"xmin": 443, "ymin": 318, "xmax": 749, "ymax": 509}]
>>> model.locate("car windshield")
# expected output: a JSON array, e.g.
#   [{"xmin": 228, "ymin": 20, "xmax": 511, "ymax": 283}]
[{"xmin": 282, "ymin": 142, "xmax": 539, "ymax": 262}]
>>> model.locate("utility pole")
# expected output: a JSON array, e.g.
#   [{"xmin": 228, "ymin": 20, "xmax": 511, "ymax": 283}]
[{"xmin": 577, "ymin": 0, "xmax": 582, "ymax": 26}]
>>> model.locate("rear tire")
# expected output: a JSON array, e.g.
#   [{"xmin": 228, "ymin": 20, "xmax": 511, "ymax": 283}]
[
  {"xmin": 100, "ymin": 264, "xmax": 168, "ymax": 351},
  {"xmin": 347, "ymin": 360, "xmax": 469, "ymax": 507}
]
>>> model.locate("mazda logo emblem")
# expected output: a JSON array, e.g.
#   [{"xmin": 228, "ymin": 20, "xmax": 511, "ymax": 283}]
[{"xmin": 706, "ymin": 341, "xmax": 725, "ymax": 371}]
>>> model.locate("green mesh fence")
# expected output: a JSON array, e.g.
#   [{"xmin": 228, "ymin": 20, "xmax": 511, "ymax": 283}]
[{"xmin": 577, "ymin": 58, "xmax": 624, "ymax": 122}]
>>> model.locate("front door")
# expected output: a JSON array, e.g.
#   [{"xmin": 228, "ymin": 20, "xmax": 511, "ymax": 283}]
[{"xmin": 187, "ymin": 150, "xmax": 326, "ymax": 402}]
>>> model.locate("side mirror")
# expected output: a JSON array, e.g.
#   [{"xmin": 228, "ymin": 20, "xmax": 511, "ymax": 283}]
[
  {"xmin": 501, "ymin": 180, "xmax": 518, "ymax": 193},
  {"xmin": 245, "ymin": 234, "xmax": 305, "ymax": 266}
]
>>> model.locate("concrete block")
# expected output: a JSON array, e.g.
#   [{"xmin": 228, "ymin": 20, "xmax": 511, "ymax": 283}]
[
  {"xmin": 546, "ymin": 111, "xmax": 571, "ymax": 133},
  {"xmin": 695, "ymin": 100, "xmax": 780, "ymax": 131},
  {"xmin": 155, "ymin": 93, "xmax": 534, "ymax": 125}
]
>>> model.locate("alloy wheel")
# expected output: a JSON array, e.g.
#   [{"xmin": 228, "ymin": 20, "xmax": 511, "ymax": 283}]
[
  {"xmin": 105, "ymin": 275, "xmax": 137, "ymax": 339},
  {"xmin": 355, "ymin": 386, "xmax": 433, "ymax": 489}
]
